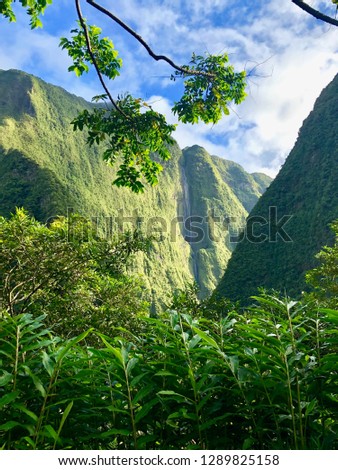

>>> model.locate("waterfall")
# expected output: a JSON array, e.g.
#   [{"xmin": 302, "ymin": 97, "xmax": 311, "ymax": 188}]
[{"xmin": 180, "ymin": 162, "xmax": 199, "ymax": 283}]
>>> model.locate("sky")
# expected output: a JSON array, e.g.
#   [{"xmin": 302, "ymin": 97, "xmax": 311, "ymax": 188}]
[{"xmin": 0, "ymin": 0, "xmax": 337, "ymax": 177}]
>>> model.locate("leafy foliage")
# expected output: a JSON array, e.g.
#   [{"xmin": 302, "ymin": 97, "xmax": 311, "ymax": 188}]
[
  {"xmin": 0, "ymin": 0, "xmax": 52, "ymax": 28},
  {"xmin": 0, "ymin": 210, "xmax": 337, "ymax": 450},
  {"xmin": 72, "ymin": 95, "xmax": 176, "ymax": 193},
  {"xmin": 0, "ymin": 209, "xmax": 150, "ymax": 339},
  {"xmin": 172, "ymin": 54, "xmax": 247, "ymax": 124},
  {"xmin": 60, "ymin": 21, "xmax": 122, "ymax": 79},
  {"xmin": 0, "ymin": 295, "xmax": 336, "ymax": 450},
  {"xmin": 306, "ymin": 221, "xmax": 338, "ymax": 307}
]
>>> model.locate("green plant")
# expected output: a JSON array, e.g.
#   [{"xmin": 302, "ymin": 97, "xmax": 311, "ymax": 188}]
[
  {"xmin": 0, "ymin": 313, "xmax": 92, "ymax": 449},
  {"xmin": 0, "ymin": 209, "xmax": 150, "ymax": 340},
  {"xmin": 0, "ymin": 294, "xmax": 336, "ymax": 450},
  {"xmin": 305, "ymin": 220, "xmax": 338, "ymax": 308}
]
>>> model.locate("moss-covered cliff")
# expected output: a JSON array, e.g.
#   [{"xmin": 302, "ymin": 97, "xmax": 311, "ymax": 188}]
[
  {"xmin": 0, "ymin": 69, "xmax": 271, "ymax": 305},
  {"xmin": 216, "ymin": 74, "xmax": 338, "ymax": 303}
]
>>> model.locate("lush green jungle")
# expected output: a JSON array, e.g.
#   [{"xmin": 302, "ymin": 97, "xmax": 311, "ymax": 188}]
[{"xmin": 0, "ymin": 70, "xmax": 337, "ymax": 450}]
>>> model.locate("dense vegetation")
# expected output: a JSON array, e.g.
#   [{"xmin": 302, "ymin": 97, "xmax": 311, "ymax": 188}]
[
  {"xmin": 0, "ymin": 1, "xmax": 336, "ymax": 453},
  {"xmin": 216, "ymin": 73, "xmax": 338, "ymax": 303},
  {"xmin": 0, "ymin": 211, "xmax": 337, "ymax": 450},
  {"xmin": 0, "ymin": 69, "xmax": 270, "ymax": 304}
]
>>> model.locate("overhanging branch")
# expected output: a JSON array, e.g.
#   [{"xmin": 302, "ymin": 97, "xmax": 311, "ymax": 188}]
[
  {"xmin": 292, "ymin": 0, "xmax": 338, "ymax": 27},
  {"xmin": 86, "ymin": 0, "xmax": 215, "ymax": 78},
  {"xmin": 75, "ymin": 0, "xmax": 129, "ymax": 118}
]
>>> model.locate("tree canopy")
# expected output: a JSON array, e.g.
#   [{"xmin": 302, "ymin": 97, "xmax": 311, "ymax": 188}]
[{"xmin": 0, "ymin": 208, "xmax": 151, "ymax": 339}]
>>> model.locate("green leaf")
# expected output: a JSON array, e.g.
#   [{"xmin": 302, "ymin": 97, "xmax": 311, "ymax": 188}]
[
  {"xmin": 12, "ymin": 403, "xmax": 38, "ymax": 423},
  {"xmin": 56, "ymin": 328, "xmax": 94, "ymax": 363},
  {"xmin": 0, "ymin": 371, "xmax": 13, "ymax": 386},
  {"xmin": 0, "ymin": 420, "xmax": 21, "ymax": 431},
  {"xmin": 22, "ymin": 366, "xmax": 46, "ymax": 397},
  {"xmin": 0, "ymin": 391, "xmax": 19, "ymax": 409},
  {"xmin": 42, "ymin": 351, "xmax": 54, "ymax": 377},
  {"xmin": 135, "ymin": 398, "xmax": 159, "ymax": 423},
  {"xmin": 126, "ymin": 357, "xmax": 138, "ymax": 376},
  {"xmin": 99, "ymin": 428, "xmax": 131, "ymax": 438},
  {"xmin": 132, "ymin": 384, "xmax": 154, "ymax": 405},
  {"xmin": 154, "ymin": 370, "xmax": 177, "ymax": 377},
  {"xmin": 43, "ymin": 424, "xmax": 59, "ymax": 442},
  {"xmin": 321, "ymin": 308, "xmax": 338, "ymax": 325},
  {"xmin": 55, "ymin": 401, "xmax": 73, "ymax": 447},
  {"xmin": 228, "ymin": 355, "xmax": 239, "ymax": 375},
  {"xmin": 130, "ymin": 371, "xmax": 151, "ymax": 387},
  {"xmin": 98, "ymin": 338, "xmax": 124, "ymax": 365},
  {"xmin": 192, "ymin": 326, "xmax": 219, "ymax": 349},
  {"xmin": 157, "ymin": 390, "xmax": 194, "ymax": 404}
]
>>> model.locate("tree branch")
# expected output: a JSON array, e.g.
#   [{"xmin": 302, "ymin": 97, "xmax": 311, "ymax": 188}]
[
  {"xmin": 86, "ymin": 0, "xmax": 215, "ymax": 78},
  {"xmin": 75, "ymin": 0, "xmax": 129, "ymax": 118},
  {"xmin": 292, "ymin": 0, "xmax": 338, "ymax": 27}
]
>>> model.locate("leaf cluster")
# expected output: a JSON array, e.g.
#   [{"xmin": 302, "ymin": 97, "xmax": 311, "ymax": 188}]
[
  {"xmin": 172, "ymin": 54, "xmax": 246, "ymax": 124},
  {"xmin": 60, "ymin": 21, "xmax": 122, "ymax": 79},
  {"xmin": 305, "ymin": 221, "xmax": 338, "ymax": 308},
  {"xmin": 72, "ymin": 94, "xmax": 176, "ymax": 192},
  {"xmin": 0, "ymin": 0, "xmax": 52, "ymax": 28}
]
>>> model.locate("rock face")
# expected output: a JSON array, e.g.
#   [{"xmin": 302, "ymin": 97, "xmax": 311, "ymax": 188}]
[
  {"xmin": 0, "ymin": 69, "xmax": 271, "ymax": 305},
  {"xmin": 216, "ymin": 74, "xmax": 338, "ymax": 303}
]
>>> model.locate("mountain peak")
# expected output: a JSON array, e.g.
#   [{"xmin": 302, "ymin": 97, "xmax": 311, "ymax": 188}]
[{"xmin": 0, "ymin": 69, "xmax": 36, "ymax": 119}]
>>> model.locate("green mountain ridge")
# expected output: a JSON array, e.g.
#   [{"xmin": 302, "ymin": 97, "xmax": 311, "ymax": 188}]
[
  {"xmin": 216, "ymin": 73, "xmax": 338, "ymax": 302},
  {"xmin": 0, "ymin": 69, "xmax": 271, "ymax": 305}
]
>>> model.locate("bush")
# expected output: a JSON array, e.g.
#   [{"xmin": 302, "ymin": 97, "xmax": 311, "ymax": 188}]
[
  {"xmin": 0, "ymin": 209, "xmax": 150, "ymax": 341},
  {"xmin": 0, "ymin": 295, "xmax": 336, "ymax": 449}
]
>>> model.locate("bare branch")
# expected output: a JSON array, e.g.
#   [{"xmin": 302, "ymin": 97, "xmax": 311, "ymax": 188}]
[
  {"xmin": 292, "ymin": 0, "xmax": 338, "ymax": 27},
  {"xmin": 86, "ymin": 0, "xmax": 215, "ymax": 78}
]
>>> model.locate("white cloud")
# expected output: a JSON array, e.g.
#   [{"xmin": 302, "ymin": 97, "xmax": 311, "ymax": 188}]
[{"xmin": 144, "ymin": 0, "xmax": 338, "ymax": 176}]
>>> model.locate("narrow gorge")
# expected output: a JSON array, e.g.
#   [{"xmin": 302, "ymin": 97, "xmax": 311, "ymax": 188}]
[{"xmin": 0, "ymin": 69, "xmax": 271, "ymax": 305}]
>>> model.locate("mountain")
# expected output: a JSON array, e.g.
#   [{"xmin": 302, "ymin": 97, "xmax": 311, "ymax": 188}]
[
  {"xmin": 181, "ymin": 146, "xmax": 270, "ymax": 297},
  {"xmin": 215, "ymin": 74, "xmax": 338, "ymax": 303},
  {"xmin": 0, "ymin": 69, "xmax": 271, "ymax": 306}
]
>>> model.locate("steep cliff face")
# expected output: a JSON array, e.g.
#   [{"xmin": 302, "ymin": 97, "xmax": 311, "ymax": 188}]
[
  {"xmin": 216, "ymin": 74, "xmax": 338, "ymax": 303},
  {"xmin": 0, "ymin": 69, "xmax": 271, "ymax": 304}
]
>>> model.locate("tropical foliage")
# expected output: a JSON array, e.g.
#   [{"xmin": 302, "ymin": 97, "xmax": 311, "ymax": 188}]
[
  {"xmin": 0, "ymin": 295, "xmax": 336, "ymax": 450},
  {"xmin": 0, "ymin": 212, "xmax": 337, "ymax": 450},
  {"xmin": 305, "ymin": 221, "xmax": 338, "ymax": 308},
  {"xmin": 0, "ymin": 209, "xmax": 150, "ymax": 340}
]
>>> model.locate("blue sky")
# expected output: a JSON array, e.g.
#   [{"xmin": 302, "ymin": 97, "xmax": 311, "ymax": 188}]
[{"xmin": 0, "ymin": 0, "xmax": 337, "ymax": 176}]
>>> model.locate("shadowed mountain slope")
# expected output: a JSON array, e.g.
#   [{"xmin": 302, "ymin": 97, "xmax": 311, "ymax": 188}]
[
  {"xmin": 216, "ymin": 74, "xmax": 338, "ymax": 303},
  {"xmin": 0, "ymin": 69, "xmax": 271, "ymax": 305}
]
